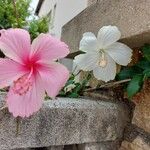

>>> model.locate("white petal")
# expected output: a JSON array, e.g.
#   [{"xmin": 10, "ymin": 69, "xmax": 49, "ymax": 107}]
[
  {"xmin": 93, "ymin": 54, "xmax": 116, "ymax": 82},
  {"xmin": 97, "ymin": 25, "xmax": 121, "ymax": 48},
  {"xmin": 80, "ymin": 32, "xmax": 98, "ymax": 52},
  {"xmin": 74, "ymin": 52, "xmax": 100, "ymax": 71},
  {"xmin": 106, "ymin": 42, "xmax": 132, "ymax": 66}
]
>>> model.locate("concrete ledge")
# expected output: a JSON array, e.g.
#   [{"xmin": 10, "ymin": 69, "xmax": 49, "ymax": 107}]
[
  {"xmin": 62, "ymin": 0, "xmax": 150, "ymax": 54},
  {"xmin": 0, "ymin": 96, "xmax": 129, "ymax": 150}
]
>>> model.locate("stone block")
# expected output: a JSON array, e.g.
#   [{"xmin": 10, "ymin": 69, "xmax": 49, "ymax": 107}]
[
  {"xmin": 119, "ymin": 137, "xmax": 150, "ymax": 150},
  {"xmin": 13, "ymin": 146, "xmax": 63, "ymax": 150},
  {"xmin": 11, "ymin": 148, "xmax": 31, "ymax": 150},
  {"xmin": 0, "ymin": 95, "xmax": 129, "ymax": 150},
  {"xmin": 62, "ymin": 0, "xmax": 150, "ymax": 54},
  {"xmin": 132, "ymin": 80, "xmax": 150, "ymax": 133}
]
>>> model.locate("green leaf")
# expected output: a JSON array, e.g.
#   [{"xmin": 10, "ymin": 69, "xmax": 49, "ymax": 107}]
[
  {"xmin": 136, "ymin": 58, "xmax": 150, "ymax": 70},
  {"xmin": 68, "ymin": 92, "xmax": 79, "ymax": 98},
  {"xmin": 127, "ymin": 75, "xmax": 143, "ymax": 98},
  {"xmin": 117, "ymin": 67, "xmax": 142, "ymax": 80},
  {"xmin": 65, "ymin": 80, "xmax": 74, "ymax": 86},
  {"xmin": 59, "ymin": 73, "xmax": 91, "ymax": 98},
  {"xmin": 141, "ymin": 44, "xmax": 150, "ymax": 61},
  {"xmin": 73, "ymin": 83, "xmax": 82, "ymax": 93},
  {"xmin": 81, "ymin": 73, "xmax": 91, "ymax": 87},
  {"xmin": 143, "ymin": 69, "xmax": 150, "ymax": 79}
]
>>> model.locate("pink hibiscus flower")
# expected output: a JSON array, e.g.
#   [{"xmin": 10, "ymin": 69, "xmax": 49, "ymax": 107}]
[{"xmin": 0, "ymin": 29, "xmax": 69, "ymax": 118}]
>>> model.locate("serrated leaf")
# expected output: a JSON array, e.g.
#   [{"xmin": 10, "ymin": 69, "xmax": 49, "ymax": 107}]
[
  {"xmin": 127, "ymin": 75, "xmax": 143, "ymax": 98},
  {"xmin": 117, "ymin": 67, "xmax": 142, "ymax": 80}
]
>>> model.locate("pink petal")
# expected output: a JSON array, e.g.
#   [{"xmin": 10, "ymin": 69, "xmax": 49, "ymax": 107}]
[
  {"xmin": 31, "ymin": 33, "xmax": 69, "ymax": 61},
  {"xmin": 6, "ymin": 74, "xmax": 45, "ymax": 118},
  {"xmin": 38, "ymin": 62, "xmax": 69, "ymax": 98},
  {"xmin": 0, "ymin": 58, "xmax": 26, "ymax": 88},
  {"xmin": 0, "ymin": 29, "xmax": 31, "ymax": 64}
]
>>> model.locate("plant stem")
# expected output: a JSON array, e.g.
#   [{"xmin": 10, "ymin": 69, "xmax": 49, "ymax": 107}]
[
  {"xmin": 12, "ymin": 0, "xmax": 20, "ymax": 27},
  {"xmin": 16, "ymin": 117, "xmax": 21, "ymax": 136},
  {"xmin": 84, "ymin": 79, "xmax": 131, "ymax": 92}
]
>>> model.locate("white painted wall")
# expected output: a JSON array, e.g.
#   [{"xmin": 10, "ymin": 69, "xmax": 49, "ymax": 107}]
[
  {"xmin": 37, "ymin": 0, "xmax": 90, "ymax": 72},
  {"xmin": 38, "ymin": 0, "xmax": 57, "ymax": 17},
  {"xmin": 38, "ymin": 0, "xmax": 88, "ymax": 38}
]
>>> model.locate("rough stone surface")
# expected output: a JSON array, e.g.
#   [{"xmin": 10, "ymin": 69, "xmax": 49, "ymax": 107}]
[
  {"xmin": 78, "ymin": 141, "xmax": 120, "ymax": 150},
  {"xmin": 12, "ymin": 147, "xmax": 64, "ymax": 150},
  {"xmin": 119, "ymin": 121, "xmax": 150, "ymax": 150},
  {"xmin": 88, "ymin": 0, "xmax": 97, "ymax": 6},
  {"xmin": 132, "ymin": 80, "xmax": 150, "ymax": 133},
  {"xmin": 0, "ymin": 96, "xmax": 129, "ymax": 150},
  {"xmin": 62, "ymin": 0, "xmax": 150, "ymax": 54},
  {"xmin": 12, "ymin": 149, "xmax": 31, "ymax": 150},
  {"xmin": 119, "ymin": 137, "xmax": 150, "ymax": 150}
]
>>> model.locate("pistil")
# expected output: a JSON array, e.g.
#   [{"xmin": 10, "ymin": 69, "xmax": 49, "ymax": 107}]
[{"xmin": 99, "ymin": 51, "xmax": 107, "ymax": 67}]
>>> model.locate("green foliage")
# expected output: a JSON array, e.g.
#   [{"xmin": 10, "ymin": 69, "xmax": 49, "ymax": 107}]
[
  {"xmin": 28, "ymin": 17, "xmax": 49, "ymax": 40},
  {"xmin": 0, "ymin": 0, "xmax": 31, "ymax": 29},
  {"xmin": 59, "ymin": 73, "xmax": 91, "ymax": 98},
  {"xmin": 141, "ymin": 44, "xmax": 150, "ymax": 61},
  {"xmin": 116, "ymin": 66, "xmax": 142, "ymax": 80},
  {"xmin": 117, "ymin": 44, "xmax": 150, "ymax": 98},
  {"xmin": 127, "ymin": 75, "xmax": 143, "ymax": 98},
  {"xmin": 0, "ymin": 0, "xmax": 49, "ymax": 40}
]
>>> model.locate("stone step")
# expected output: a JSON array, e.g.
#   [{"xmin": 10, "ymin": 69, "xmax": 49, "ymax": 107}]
[
  {"xmin": 0, "ymin": 95, "xmax": 130, "ymax": 150},
  {"xmin": 9, "ymin": 141, "xmax": 121, "ymax": 150},
  {"xmin": 61, "ymin": 0, "xmax": 150, "ymax": 55}
]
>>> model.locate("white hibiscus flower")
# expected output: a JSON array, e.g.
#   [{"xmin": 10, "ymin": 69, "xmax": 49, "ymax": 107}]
[{"xmin": 74, "ymin": 25, "xmax": 133, "ymax": 82}]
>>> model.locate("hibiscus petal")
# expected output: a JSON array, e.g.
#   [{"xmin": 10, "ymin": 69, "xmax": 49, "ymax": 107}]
[
  {"xmin": 97, "ymin": 25, "xmax": 121, "ymax": 48},
  {"xmin": 6, "ymin": 74, "xmax": 45, "ymax": 118},
  {"xmin": 93, "ymin": 54, "xmax": 116, "ymax": 82},
  {"xmin": 74, "ymin": 52, "xmax": 100, "ymax": 71},
  {"xmin": 80, "ymin": 32, "xmax": 98, "ymax": 52},
  {"xmin": 31, "ymin": 33, "xmax": 69, "ymax": 61},
  {"xmin": 38, "ymin": 63, "xmax": 69, "ymax": 98},
  {"xmin": 106, "ymin": 42, "xmax": 132, "ymax": 66},
  {"xmin": 0, "ymin": 29, "xmax": 31, "ymax": 64},
  {"xmin": 0, "ymin": 58, "xmax": 26, "ymax": 88}
]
